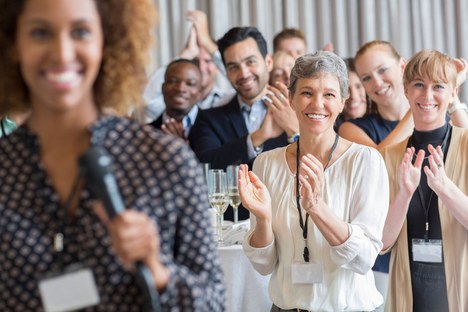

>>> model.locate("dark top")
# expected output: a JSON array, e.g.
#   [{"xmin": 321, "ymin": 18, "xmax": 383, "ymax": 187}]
[
  {"xmin": 349, "ymin": 114, "xmax": 399, "ymax": 144},
  {"xmin": 406, "ymin": 123, "xmax": 451, "ymax": 312},
  {"xmin": 406, "ymin": 123, "xmax": 451, "ymax": 259},
  {"xmin": 0, "ymin": 116, "xmax": 225, "ymax": 311}
]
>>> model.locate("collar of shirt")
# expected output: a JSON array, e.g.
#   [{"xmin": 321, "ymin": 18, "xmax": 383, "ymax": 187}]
[
  {"xmin": 0, "ymin": 117, "xmax": 17, "ymax": 137},
  {"xmin": 239, "ymin": 97, "xmax": 268, "ymax": 133},
  {"xmin": 199, "ymin": 87, "xmax": 222, "ymax": 110}
]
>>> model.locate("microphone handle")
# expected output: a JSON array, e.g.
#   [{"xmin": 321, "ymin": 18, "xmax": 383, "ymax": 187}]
[
  {"xmin": 100, "ymin": 177, "xmax": 162, "ymax": 312},
  {"xmin": 135, "ymin": 262, "xmax": 163, "ymax": 312},
  {"xmin": 79, "ymin": 147, "xmax": 162, "ymax": 312}
]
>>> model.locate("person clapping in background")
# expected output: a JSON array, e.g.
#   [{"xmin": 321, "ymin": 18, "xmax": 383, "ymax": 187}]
[
  {"xmin": 381, "ymin": 50, "xmax": 468, "ymax": 312},
  {"xmin": 239, "ymin": 51, "xmax": 389, "ymax": 311}
]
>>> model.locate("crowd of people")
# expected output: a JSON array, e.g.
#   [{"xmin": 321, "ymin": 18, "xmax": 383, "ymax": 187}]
[{"xmin": 1, "ymin": 1, "xmax": 467, "ymax": 311}]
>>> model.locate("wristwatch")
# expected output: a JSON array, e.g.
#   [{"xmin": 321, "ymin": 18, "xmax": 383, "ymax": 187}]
[
  {"xmin": 287, "ymin": 133, "xmax": 300, "ymax": 144},
  {"xmin": 253, "ymin": 144, "xmax": 264, "ymax": 154}
]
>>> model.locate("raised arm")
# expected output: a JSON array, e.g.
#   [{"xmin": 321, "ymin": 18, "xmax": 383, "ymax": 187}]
[
  {"xmin": 339, "ymin": 109, "xmax": 414, "ymax": 151},
  {"xmin": 382, "ymin": 147, "xmax": 424, "ymax": 250},
  {"xmin": 449, "ymin": 58, "xmax": 468, "ymax": 128},
  {"xmin": 238, "ymin": 164, "xmax": 274, "ymax": 247},
  {"xmin": 424, "ymin": 144, "xmax": 468, "ymax": 229}
]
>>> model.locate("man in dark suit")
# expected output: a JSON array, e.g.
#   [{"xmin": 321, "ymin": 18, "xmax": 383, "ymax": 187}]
[
  {"xmin": 189, "ymin": 27, "xmax": 299, "ymax": 220},
  {"xmin": 149, "ymin": 59, "xmax": 201, "ymax": 142}
]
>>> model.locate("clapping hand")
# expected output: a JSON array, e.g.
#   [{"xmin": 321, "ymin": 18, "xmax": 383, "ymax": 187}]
[
  {"xmin": 297, "ymin": 153, "xmax": 326, "ymax": 215},
  {"xmin": 264, "ymin": 82, "xmax": 299, "ymax": 137},
  {"xmin": 186, "ymin": 10, "xmax": 218, "ymax": 54},
  {"xmin": 398, "ymin": 147, "xmax": 424, "ymax": 198},
  {"xmin": 161, "ymin": 118, "xmax": 188, "ymax": 142},
  {"xmin": 179, "ymin": 27, "xmax": 199, "ymax": 60},
  {"xmin": 424, "ymin": 144, "xmax": 449, "ymax": 195},
  {"xmin": 454, "ymin": 57, "xmax": 467, "ymax": 88},
  {"xmin": 238, "ymin": 164, "xmax": 272, "ymax": 221}
]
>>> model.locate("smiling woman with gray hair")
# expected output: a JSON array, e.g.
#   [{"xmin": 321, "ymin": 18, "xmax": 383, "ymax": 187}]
[{"xmin": 238, "ymin": 51, "xmax": 390, "ymax": 311}]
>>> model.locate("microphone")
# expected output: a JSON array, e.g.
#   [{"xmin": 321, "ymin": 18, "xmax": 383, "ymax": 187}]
[{"xmin": 79, "ymin": 146, "xmax": 162, "ymax": 312}]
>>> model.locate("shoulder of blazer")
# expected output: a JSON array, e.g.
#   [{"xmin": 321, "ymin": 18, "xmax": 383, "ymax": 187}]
[{"xmin": 148, "ymin": 115, "xmax": 163, "ymax": 129}]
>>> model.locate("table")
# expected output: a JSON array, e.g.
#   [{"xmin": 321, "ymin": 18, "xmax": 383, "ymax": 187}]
[{"xmin": 218, "ymin": 245, "xmax": 271, "ymax": 312}]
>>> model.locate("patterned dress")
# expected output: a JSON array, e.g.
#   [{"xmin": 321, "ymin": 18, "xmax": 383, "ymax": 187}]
[{"xmin": 0, "ymin": 116, "xmax": 225, "ymax": 311}]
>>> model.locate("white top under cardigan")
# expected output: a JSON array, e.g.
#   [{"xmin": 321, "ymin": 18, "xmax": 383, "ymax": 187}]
[{"xmin": 243, "ymin": 143, "xmax": 389, "ymax": 311}]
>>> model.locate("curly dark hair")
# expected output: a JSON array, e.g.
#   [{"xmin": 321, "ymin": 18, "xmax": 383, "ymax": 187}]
[{"xmin": 0, "ymin": 0, "xmax": 156, "ymax": 116}]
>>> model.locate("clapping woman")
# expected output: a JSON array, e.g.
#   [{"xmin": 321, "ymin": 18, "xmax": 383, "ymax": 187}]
[
  {"xmin": 239, "ymin": 51, "xmax": 389, "ymax": 311},
  {"xmin": 381, "ymin": 50, "xmax": 468, "ymax": 312}
]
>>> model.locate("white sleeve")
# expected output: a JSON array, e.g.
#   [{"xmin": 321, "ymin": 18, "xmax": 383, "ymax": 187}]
[
  {"xmin": 142, "ymin": 66, "xmax": 167, "ymax": 122},
  {"xmin": 330, "ymin": 147, "xmax": 390, "ymax": 274},
  {"xmin": 241, "ymin": 155, "xmax": 278, "ymax": 275}
]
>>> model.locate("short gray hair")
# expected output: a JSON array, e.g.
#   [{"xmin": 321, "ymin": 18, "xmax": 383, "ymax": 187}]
[{"xmin": 288, "ymin": 51, "xmax": 349, "ymax": 98}]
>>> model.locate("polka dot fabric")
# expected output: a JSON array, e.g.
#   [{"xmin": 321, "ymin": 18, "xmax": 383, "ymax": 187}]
[{"xmin": 0, "ymin": 116, "xmax": 225, "ymax": 311}]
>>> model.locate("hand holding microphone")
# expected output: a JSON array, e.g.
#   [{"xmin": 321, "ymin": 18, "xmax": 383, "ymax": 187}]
[
  {"xmin": 93, "ymin": 204, "xmax": 165, "ymax": 277},
  {"xmin": 79, "ymin": 146, "xmax": 166, "ymax": 311}
]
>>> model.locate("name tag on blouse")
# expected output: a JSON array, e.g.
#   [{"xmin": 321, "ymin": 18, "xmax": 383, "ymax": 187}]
[
  {"xmin": 291, "ymin": 262, "xmax": 323, "ymax": 284},
  {"xmin": 39, "ymin": 265, "xmax": 100, "ymax": 312},
  {"xmin": 412, "ymin": 239, "xmax": 442, "ymax": 263}
]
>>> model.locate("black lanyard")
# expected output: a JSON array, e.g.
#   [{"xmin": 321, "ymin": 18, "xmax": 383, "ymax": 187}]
[
  {"xmin": 407, "ymin": 125, "xmax": 451, "ymax": 242},
  {"xmin": 295, "ymin": 133, "xmax": 339, "ymax": 262}
]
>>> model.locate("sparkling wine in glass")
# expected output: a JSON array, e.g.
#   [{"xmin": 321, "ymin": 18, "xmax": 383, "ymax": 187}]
[
  {"xmin": 226, "ymin": 165, "xmax": 241, "ymax": 223},
  {"xmin": 208, "ymin": 169, "xmax": 229, "ymax": 246}
]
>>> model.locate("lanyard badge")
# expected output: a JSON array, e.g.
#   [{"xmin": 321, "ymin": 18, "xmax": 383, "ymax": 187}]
[{"xmin": 39, "ymin": 264, "xmax": 100, "ymax": 312}]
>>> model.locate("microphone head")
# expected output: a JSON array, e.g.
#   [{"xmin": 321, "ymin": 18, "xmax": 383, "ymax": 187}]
[
  {"xmin": 79, "ymin": 145, "xmax": 125, "ymax": 218},
  {"xmin": 79, "ymin": 146, "xmax": 113, "ymax": 180}
]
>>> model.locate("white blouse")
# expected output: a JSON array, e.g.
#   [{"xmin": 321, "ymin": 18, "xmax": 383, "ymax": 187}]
[{"xmin": 243, "ymin": 143, "xmax": 389, "ymax": 311}]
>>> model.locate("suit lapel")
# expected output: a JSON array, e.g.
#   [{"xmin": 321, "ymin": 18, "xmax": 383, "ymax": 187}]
[{"xmin": 149, "ymin": 115, "xmax": 163, "ymax": 130}]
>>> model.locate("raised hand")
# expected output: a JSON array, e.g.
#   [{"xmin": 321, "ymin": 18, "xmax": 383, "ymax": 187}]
[
  {"xmin": 321, "ymin": 42, "xmax": 334, "ymax": 52},
  {"xmin": 186, "ymin": 10, "xmax": 217, "ymax": 54},
  {"xmin": 179, "ymin": 27, "xmax": 199, "ymax": 60},
  {"xmin": 251, "ymin": 109, "xmax": 284, "ymax": 149},
  {"xmin": 161, "ymin": 118, "xmax": 187, "ymax": 142},
  {"xmin": 454, "ymin": 57, "xmax": 467, "ymax": 88},
  {"xmin": 297, "ymin": 153, "xmax": 326, "ymax": 215},
  {"xmin": 238, "ymin": 164, "xmax": 271, "ymax": 221},
  {"xmin": 398, "ymin": 147, "xmax": 424, "ymax": 198},
  {"xmin": 424, "ymin": 144, "xmax": 449, "ymax": 195},
  {"xmin": 264, "ymin": 83, "xmax": 299, "ymax": 137}
]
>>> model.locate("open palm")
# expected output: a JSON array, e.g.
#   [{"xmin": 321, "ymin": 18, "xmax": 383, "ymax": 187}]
[
  {"xmin": 398, "ymin": 148, "xmax": 424, "ymax": 198},
  {"xmin": 238, "ymin": 164, "xmax": 272, "ymax": 221}
]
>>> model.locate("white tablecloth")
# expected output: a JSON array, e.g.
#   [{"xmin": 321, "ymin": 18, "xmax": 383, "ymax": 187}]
[{"xmin": 218, "ymin": 244, "xmax": 271, "ymax": 312}]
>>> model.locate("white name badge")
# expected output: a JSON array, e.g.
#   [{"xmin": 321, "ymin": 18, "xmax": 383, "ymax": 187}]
[
  {"xmin": 291, "ymin": 262, "xmax": 323, "ymax": 284},
  {"xmin": 39, "ymin": 265, "xmax": 100, "ymax": 312},
  {"xmin": 412, "ymin": 239, "xmax": 443, "ymax": 263}
]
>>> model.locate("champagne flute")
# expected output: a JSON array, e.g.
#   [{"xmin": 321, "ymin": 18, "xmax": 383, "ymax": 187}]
[
  {"xmin": 201, "ymin": 163, "xmax": 211, "ymax": 189},
  {"xmin": 226, "ymin": 165, "xmax": 241, "ymax": 223},
  {"xmin": 208, "ymin": 169, "xmax": 229, "ymax": 246}
]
